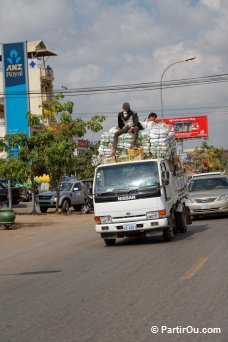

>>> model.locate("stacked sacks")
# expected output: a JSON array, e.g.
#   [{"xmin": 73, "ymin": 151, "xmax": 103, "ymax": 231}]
[
  {"xmin": 149, "ymin": 123, "xmax": 176, "ymax": 159},
  {"xmin": 140, "ymin": 121, "xmax": 157, "ymax": 157},
  {"xmin": 98, "ymin": 122, "xmax": 176, "ymax": 160},
  {"xmin": 98, "ymin": 127, "xmax": 119, "ymax": 157}
]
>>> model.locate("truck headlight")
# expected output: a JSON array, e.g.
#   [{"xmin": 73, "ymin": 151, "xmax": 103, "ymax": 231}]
[
  {"xmin": 216, "ymin": 194, "xmax": 228, "ymax": 201},
  {"xmin": 100, "ymin": 216, "xmax": 112, "ymax": 224},
  {"xmin": 146, "ymin": 211, "xmax": 159, "ymax": 220}
]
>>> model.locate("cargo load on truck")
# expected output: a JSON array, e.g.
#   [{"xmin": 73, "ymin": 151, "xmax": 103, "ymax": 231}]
[
  {"xmin": 93, "ymin": 120, "xmax": 192, "ymax": 246},
  {"xmin": 98, "ymin": 121, "xmax": 177, "ymax": 164}
]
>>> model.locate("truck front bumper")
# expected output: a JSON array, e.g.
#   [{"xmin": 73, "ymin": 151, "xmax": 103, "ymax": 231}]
[{"xmin": 96, "ymin": 218, "xmax": 169, "ymax": 237}]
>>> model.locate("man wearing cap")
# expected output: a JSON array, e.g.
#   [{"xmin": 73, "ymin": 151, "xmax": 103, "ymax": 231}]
[{"xmin": 112, "ymin": 102, "xmax": 143, "ymax": 154}]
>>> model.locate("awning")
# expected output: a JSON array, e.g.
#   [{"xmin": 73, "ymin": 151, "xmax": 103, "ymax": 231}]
[{"xmin": 0, "ymin": 40, "xmax": 57, "ymax": 61}]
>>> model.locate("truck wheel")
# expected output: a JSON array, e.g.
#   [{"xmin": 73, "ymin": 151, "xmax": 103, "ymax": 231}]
[
  {"xmin": 163, "ymin": 211, "xmax": 175, "ymax": 242},
  {"xmin": 104, "ymin": 239, "xmax": 116, "ymax": 246},
  {"xmin": 176, "ymin": 206, "xmax": 187, "ymax": 233},
  {"xmin": 40, "ymin": 206, "xmax": 48, "ymax": 213},
  {"xmin": 62, "ymin": 199, "xmax": 70, "ymax": 212}
]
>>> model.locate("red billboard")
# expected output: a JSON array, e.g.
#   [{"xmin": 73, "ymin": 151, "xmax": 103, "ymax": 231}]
[
  {"xmin": 75, "ymin": 138, "xmax": 89, "ymax": 149},
  {"xmin": 157, "ymin": 115, "xmax": 208, "ymax": 139}
]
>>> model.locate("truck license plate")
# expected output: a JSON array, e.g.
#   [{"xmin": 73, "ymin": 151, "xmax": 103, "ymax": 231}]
[
  {"xmin": 201, "ymin": 203, "xmax": 210, "ymax": 210},
  {"xmin": 123, "ymin": 223, "xmax": 137, "ymax": 231}
]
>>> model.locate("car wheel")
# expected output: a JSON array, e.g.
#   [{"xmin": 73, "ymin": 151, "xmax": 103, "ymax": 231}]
[
  {"xmin": 62, "ymin": 199, "xmax": 70, "ymax": 212},
  {"xmin": 40, "ymin": 206, "xmax": 48, "ymax": 213},
  {"xmin": 104, "ymin": 239, "xmax": 116, "ymax": 246},
  {"xmin": 163, "ymin": 210, "xmax": 175, "ymax": 242},
  {"xmin": 176, "ymin": 206, "xmax": 187, "ymax": 233}
]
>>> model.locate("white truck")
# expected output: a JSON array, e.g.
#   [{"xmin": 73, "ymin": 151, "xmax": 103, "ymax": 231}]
[{"xmin": 93, "ymin": 157, "xmax": 191, "ymax": 246}]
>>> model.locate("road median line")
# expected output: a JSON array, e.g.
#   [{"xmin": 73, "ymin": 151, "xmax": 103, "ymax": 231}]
[{"xmin": 180, "ymin": 257, "xmax": 208, "ymax": 280}]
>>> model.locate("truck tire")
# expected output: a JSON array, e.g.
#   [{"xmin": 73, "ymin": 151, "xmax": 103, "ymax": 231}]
[
  {"xmin": 62, "ymin": 199, "xmax": 70, "ymax": 212},
  {"xmin": 104, "ymin": 239, "xmax": 116, "ymax": 246},
  {"xmin": 163, "ymin": 211, "xmax": 175, "ymax": 242},
  {"xmin": 176, "ymin": 206, "xmax": 187, "ymax": 233},
  {"xmin": 40, "ymin": 206, "xmax": 48, "ymax": 213}
]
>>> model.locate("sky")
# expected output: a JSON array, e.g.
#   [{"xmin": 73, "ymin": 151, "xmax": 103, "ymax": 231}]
[{"xmin": 0, "ymin": 0, "xmax": 228, "ymax": 149}]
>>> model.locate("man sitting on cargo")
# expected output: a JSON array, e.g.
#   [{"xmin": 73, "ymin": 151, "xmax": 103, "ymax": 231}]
[
  {"xmin": 112, "ymin": 102, "xmax": 143, "ymax": 155},
  {"xmin": 147, "ymin": 112, "xmax": 157, "ymax": 122}
]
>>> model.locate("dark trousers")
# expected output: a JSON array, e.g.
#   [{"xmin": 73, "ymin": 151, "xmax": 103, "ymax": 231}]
[{"xmin": 113, "ymin": 126, "xmax": 139, "ymax": 151}]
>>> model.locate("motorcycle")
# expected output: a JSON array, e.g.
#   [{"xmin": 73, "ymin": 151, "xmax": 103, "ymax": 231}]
[{"xmin": 81, "ymin": 193, "xmax": 94, "ymax": 214}]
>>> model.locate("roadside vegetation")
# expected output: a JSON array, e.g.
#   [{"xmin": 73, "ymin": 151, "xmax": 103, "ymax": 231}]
[
  {"xmin": 0, "ymin": 91, "xmax": 105, "ymax": 213},
  {"xmin": 191, "ymin": 140, "xmax": 227, "ymax": 172}
]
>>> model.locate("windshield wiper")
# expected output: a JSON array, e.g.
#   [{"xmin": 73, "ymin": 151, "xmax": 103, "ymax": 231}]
[
  {"xmin": 128, "ymin": 184, "xmax": 160, "ymax": 194},
  {"xmin": 96, "ymin": 191, "xmax": 117, "ymax": 197}
]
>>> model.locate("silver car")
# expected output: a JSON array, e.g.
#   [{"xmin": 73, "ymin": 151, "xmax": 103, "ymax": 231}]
[{"xmin": 187, "ymin": 174, "xmax": 228, "ymax": 217}]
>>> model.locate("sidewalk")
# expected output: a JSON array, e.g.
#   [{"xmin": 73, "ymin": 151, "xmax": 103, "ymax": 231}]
[
  {"xmin": 11, "ymin": 202, "xmax": 78, "ymax": 215},
  {"xmin": 1, "ymin": 202, "xmax": 93, "ymax": 232},
  {"xmin": 12, "ymin": 202, "xmax": 50, "ymax": 215}
]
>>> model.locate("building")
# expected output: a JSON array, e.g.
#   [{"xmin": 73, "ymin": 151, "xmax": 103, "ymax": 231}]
[{"xmin": 0, "ymin": 40, "xmax": 57, "ymax": 138}]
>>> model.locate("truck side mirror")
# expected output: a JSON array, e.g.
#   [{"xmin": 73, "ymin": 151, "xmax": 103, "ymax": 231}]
[{"xmin": 161, "ymin": 171, "xmax": 170, "ymax": 186}]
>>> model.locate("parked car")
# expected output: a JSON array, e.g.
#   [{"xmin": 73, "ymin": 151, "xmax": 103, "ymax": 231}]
[
  {"xmin": 81, "ymin": 178, "xmax": 93, "ymax": 195},
  {"xmin": 36, "ymin": 177, "xmax": 89, "ymax": 213},
  {"xmin": 0, "ymin": 183, "xmax": 8, "ymax": 206},
  {"xmin": 0, "ymin": 180, "xmax": 22, "ymax": 205},
  {"xmin": 188, "ymin": 172, "xmax": 223, "ymax": 183},
  {"xmin": 187, "ymin": 174, "xmax": 228, "ymax": 218}
]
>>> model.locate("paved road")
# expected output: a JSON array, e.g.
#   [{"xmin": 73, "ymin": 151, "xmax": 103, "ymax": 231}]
[{"xmin": 0, "ymin": 213, "xmax": 227, "ymax": 342}]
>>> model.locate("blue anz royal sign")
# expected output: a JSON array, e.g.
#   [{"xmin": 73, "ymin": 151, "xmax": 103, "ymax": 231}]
[{"xmin": 2, "ymin": 42, "xmax": 29, "ymax": 136}]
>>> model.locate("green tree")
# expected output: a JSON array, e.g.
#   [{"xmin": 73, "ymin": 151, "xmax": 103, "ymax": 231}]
[
  {"xmin": 0, "ymin": 91, "xmax": 105, "ymax": 213},
  {"xmin": 192, "ymin": 140, "xmax": 227, "ymax": 172},
  {"xmin": 72, "ymin": 141, "xmax": 100, "ymax": 179}
]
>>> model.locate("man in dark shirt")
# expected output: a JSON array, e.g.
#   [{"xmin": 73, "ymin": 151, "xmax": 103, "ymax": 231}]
[{"xmin": 112, "ymin": 102, "xmax": 143, "ymax": 154}]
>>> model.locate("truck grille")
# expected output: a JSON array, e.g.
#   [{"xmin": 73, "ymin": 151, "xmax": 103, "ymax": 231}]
[{"xmin": 114, "ymin": 214, "xmax": 144, "ymax": 219}]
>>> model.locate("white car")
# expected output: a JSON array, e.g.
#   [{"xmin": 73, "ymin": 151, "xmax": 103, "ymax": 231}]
[{"xmin": 187, "ymin": 174, "xmax": 228, "ymax": 218}]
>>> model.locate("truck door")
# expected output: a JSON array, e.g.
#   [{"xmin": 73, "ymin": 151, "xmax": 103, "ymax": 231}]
[{"xmin": 160, "ymin": 162, "xmax": 172, "ymax": 201}]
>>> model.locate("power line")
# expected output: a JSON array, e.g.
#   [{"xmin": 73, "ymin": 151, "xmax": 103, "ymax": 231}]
[
  {"xmin": 74, "ymin": 105, "xmax": 228, "ymax": 118},
  {"xmin": 1, "ymin": 73, "xmax": 228, "ymax": 98}
]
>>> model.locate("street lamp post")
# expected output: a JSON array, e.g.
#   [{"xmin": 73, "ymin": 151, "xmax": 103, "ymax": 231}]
[{"xmin": 160, "ymin": 57, "xmax": 196, "ymax": 121}]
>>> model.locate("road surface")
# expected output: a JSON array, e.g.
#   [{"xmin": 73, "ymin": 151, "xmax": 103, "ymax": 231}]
[{"xmin": 0, "ymin": 213, "xmax": 227, "ymax": 342}]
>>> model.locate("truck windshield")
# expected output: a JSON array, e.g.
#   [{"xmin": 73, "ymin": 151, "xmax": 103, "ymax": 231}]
[{"xmin": 95, "ymin": 161, "xmax": 159, "ymax": 195}]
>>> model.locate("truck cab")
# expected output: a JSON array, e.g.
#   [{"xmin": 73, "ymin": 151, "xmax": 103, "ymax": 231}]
[{"xmin": 93, "ymin": 158, "xmax": 190, "ymax": 246}]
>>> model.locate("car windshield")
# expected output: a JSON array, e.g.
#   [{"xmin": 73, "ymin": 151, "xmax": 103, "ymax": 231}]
[
  {"xmin": 188, "ymin": 177, "xmax": 228, "ymax": 192},
  {"xmin": 60, "ymin": 182, "xmax": 73, "ymax": 191},
  {"xmin": 94, "ymin": 161, "xmax": 159, "ymax": 195}
]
